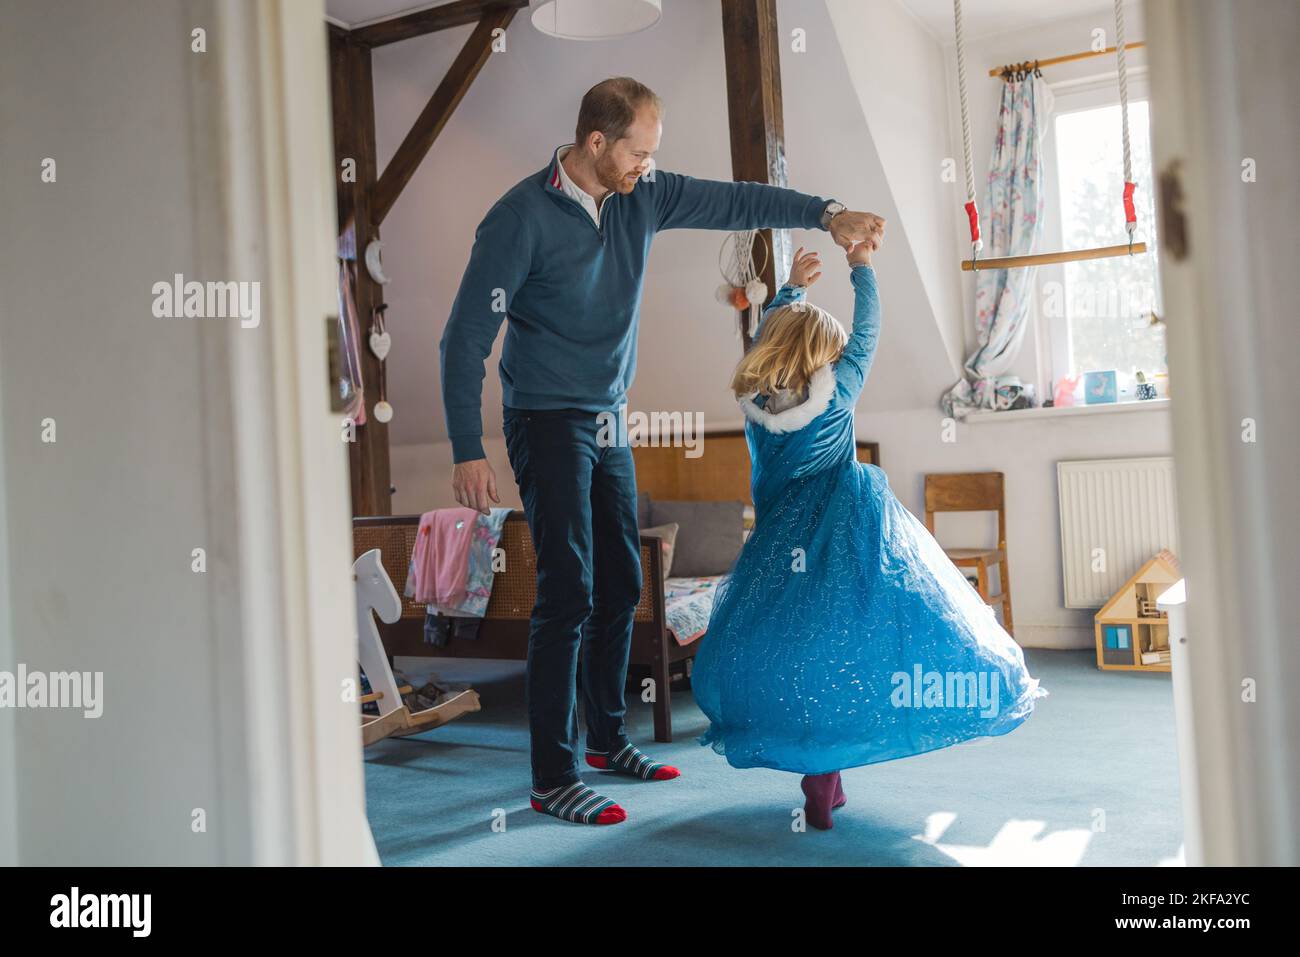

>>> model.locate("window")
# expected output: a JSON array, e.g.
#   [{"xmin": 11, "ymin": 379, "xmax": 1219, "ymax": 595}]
[{"xmin": 1038, "ymin": 82, "xmax": 1165, "ymax": 395}]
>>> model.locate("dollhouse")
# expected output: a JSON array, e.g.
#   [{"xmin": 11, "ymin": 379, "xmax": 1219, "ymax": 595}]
[{"xmin": 1094, "ymin": 550, "xmax": 1182, "ymax": 672}]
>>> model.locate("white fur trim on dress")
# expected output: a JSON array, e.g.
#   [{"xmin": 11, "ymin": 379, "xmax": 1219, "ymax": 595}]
[{"xmin": 738, "ymin": 363, "xmax": 836, "ymax": 434}]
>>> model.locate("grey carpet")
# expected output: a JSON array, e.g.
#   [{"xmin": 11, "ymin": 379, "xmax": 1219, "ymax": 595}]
[{"xmin": 364, "ymin": 649, "xmax": 1184, "ymax": 866}]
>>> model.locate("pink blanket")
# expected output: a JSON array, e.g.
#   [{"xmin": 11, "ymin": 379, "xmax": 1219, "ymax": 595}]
[{"xmin": 409, "ymin": 508, "xmax": 480, "ymax": 606}]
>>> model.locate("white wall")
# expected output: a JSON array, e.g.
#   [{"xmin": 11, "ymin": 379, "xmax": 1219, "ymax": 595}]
[
  {"xmin": 1146, "ymin": 0, "xmax": 1300, "ymax": 865},
  {"xmin": 392, "ymin": 437, "xmax": 518, "ymax": 512},
  {"xmin": 0, "ymin": 0, "xmax": 226, "ymax": 864},
  {"xmin": 826, "ymin": 0, "xmax": 965, "ymax": 374},
  {"xmin": 779, "ymin": 0, "xmax": 961, "ymax": 412},
  {"xmin": 394, "ymin": 411, "xmax": 1172, "ymax": 655},
  {"xmin": 901, "ymin": 3, "xmax": 1165, "ymax": 646},
  {"xmin": 382, "ymin": 0, "xmax": 1171, "ymax": 650},
  {"xmin": 0, "ymin": 0, "xmax": 365, "ymax": 865},
  {"xmin": 375, "ymin": 0, "xmax": 956, "ymax": 463},
  {"xmin": 856, "ymin": 406, "xmax": 1170, "ymax": 647},
  {"xmin": 0, "ymin": 345, "xmax": 16, "ymax": 866}
]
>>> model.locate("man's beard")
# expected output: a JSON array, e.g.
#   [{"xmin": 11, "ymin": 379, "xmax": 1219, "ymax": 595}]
[{"xmin": 595, "ymin": 150, "xmax": 639, "ymax": 194}]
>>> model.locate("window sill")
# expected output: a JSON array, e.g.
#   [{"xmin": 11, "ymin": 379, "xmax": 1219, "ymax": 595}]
[{"xmin": 961, "ymin": 397, "xmax": 1171, "ymax": 424}]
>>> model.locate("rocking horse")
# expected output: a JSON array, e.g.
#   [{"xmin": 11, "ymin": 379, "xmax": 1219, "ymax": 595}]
[{"xmin": 354, "ymin": 548, "xmax": 480, "ymax": 746}]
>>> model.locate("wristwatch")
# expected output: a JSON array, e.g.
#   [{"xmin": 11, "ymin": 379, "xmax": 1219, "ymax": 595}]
[{"xmin": 820, "ymin": 200, "xmax": 846, "ymax": 229}]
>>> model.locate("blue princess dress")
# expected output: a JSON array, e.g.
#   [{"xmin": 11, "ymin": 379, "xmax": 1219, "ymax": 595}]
[{"xmin": 692, "ymin": 266, "xmax": 1045, "ymax": 775}]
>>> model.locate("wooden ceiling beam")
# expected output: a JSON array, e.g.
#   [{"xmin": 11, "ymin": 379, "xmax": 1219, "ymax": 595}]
[
  {"xmin": 327, "ymin": 3, "xmax": 520, "ymax": 513},
  {"xmin": 330, "ymin": 30, "xmax": 392, "ymax": 516},
  {"xmin": 351, "ymin": 0, "xmax": 527, "ymax": 48},
  {"xmin": 370, "ymin": 6, "xmax": 517, "ymax": 226},
  {"xmin": 720, "ymin": 0, "xmax": 789, "ymax": 350}
]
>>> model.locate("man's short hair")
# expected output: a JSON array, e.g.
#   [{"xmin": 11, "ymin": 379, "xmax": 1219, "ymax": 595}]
[{"xmin": 575, "ymin": 77, "xmax": 662, "ymax": 147}]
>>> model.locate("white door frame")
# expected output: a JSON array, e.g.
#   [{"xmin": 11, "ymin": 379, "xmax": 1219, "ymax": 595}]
[
  {"xmin": 0, "ymin": 347, "xmax": 16, "ymax": 866},
  {"xmin": 204, "ymin": 0, "xmax": 373, "ymax": 866},
  {"xmin": 1147, "ymin": 0, "xmax": 1300, "ymax": 865}
]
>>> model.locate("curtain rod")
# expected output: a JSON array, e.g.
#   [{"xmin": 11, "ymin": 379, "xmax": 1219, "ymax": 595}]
[{"xmin": 988, "ymin": 41, "xmax": 1145, "ymax": 78}]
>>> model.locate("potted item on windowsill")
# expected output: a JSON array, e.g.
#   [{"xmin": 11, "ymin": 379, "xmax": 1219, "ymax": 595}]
[{"xmin": 1135, "ymin": 370, "xmax": 1159, "ymax": 400}]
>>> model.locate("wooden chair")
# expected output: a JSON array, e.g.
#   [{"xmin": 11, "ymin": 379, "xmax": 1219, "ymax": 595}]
[{"xmin": 923, "ymin": 472, "xmax": 1014, "ymax": 638}]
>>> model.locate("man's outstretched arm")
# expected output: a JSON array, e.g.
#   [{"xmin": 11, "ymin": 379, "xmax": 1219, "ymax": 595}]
[{"xmin": 650, "ymin": 170, "xmax": 885, "ymax": 249}]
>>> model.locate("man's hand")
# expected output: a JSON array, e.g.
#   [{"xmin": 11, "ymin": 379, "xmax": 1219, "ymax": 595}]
[
  {"xmin": 829, "ymin": 210, "xmax": 886, "ymax": 252},
  {"xmin": 788, "ymin": 246, "xmax": 823, "ymax": 288},
  {"xmin": 452, "ymin": 458, "xmax": 500, "ymax": 516}
]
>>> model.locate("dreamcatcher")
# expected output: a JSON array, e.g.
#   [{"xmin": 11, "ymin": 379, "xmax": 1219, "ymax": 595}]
[{"xmin": 716, "ymin": 229, "xmax": 770, "ymax": 339}]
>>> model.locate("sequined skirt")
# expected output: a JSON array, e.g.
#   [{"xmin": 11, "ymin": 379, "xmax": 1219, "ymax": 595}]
[{"xmin": 692, "ymin": 460, "xmax": 1045, "ymax": 774}]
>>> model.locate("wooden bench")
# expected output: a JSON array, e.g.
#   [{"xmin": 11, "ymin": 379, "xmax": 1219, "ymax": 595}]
[{"xmin": 353, "ymin": 512, "xmax": 690, "ymax": 742}]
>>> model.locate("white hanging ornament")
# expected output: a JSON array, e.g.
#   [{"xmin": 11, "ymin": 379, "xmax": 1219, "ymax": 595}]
[
  {"xmin": 745, "ymin": 280, "xmax": 767, "ymax": 337},
  {"xmin": 364, "ymin": 240, "xmax": 392, "ymax": 285},
  {"xmin": 368, "ymin": 302, "xmax": 393, "ymax": 424}
]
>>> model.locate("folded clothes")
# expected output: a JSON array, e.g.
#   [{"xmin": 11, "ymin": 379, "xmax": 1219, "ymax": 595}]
[
  {"xmin": 407, "ymin": 507, "xmax": 481, "ymax": 606},
  {"xmin": 407, "ymin": 507, "xmax": 511, "ymax": 617}
]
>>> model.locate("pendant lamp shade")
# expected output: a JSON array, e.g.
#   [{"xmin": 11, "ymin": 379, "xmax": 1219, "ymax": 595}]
[{"xmin": 529, "ymin": 0, "xmax": 662, "ymax": 41}]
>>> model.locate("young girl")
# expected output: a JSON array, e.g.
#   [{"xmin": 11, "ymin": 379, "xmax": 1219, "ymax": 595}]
[{"xmin": 691, "ymin": 240, "xmax": 1045, "ymax": 830}]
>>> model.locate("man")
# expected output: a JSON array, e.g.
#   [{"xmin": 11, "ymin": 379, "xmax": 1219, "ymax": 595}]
[{"xmin": 440, "ymin": 77, "xmax": 885, "ymax": 825}]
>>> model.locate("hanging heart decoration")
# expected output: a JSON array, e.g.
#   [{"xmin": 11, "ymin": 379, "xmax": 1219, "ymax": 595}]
[{"xmin": 369, "ymin": 303, "xmax": 393, "ymax": 423}]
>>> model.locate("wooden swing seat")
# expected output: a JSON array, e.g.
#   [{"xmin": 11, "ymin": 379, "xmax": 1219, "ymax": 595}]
[{"xmin": 962, "ymin": 242, "xmax": 1147, "ymax": 271}]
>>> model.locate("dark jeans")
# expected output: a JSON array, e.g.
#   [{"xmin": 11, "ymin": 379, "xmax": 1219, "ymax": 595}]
[{"xmin": 502, "ymin": 407, "xmax": 642, "ymax": 790}]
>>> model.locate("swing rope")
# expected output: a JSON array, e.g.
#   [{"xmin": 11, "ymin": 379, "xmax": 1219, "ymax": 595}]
[
  {"xmin": 1115, "ymin": 0, "xmax": 1138, "ymax": 248},
  {"xmin": 953, "ymin": 0, "xmax": 982, "ymax": 261}
]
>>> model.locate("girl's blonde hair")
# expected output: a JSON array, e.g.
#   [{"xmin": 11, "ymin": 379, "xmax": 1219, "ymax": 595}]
[{"xmin": 730, "ymin": 301, "xmax": 847, "ymax": 398}]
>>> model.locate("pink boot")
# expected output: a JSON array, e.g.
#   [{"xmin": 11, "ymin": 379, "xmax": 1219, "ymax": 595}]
[{"xmin": 801, "ymin": 771, "xmax": 842, "ymax": 830}]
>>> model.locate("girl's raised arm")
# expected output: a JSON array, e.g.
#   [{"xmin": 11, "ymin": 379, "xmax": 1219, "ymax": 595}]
[{"xmin": 834, "ymin": 264, "xmax": 881, "ymax": 403}]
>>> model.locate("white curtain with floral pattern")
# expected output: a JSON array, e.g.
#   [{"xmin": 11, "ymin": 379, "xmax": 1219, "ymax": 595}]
[{"xmin": 944, "ymin": 74, "xmax": 1054, "ymax": 416}]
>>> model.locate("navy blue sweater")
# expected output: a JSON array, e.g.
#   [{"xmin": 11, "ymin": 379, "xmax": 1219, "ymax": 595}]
[{"xmin": 439, "ymin": 146, "xmax": 832, "ymax": 462}]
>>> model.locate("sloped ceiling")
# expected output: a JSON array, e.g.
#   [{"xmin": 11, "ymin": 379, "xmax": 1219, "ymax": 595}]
[
  {"xmin": 328, "ymin": 0, "xmax": 1119, "ymax": 39},
  {"xmin": 896, "ymin": 0, "xmax": 1117, "ymax": 42},
  {"xmin": 825, "ymin": 0, "xmax": 966, "ymax": 377}
]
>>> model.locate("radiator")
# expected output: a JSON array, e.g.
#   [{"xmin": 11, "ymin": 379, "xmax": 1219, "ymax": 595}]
[{"xmin": 1057, "ymin": 457, "xmax": 1180, "ymax": 608}]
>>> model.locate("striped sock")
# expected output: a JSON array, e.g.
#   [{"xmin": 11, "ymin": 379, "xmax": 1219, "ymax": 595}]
[
  {"xmin": 585, "ymin": 743, "xmax": 680, "ymax": 781},
  {"xmin": 530, "ymin": 781, "xmax": 626, "ymax": 825}
]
